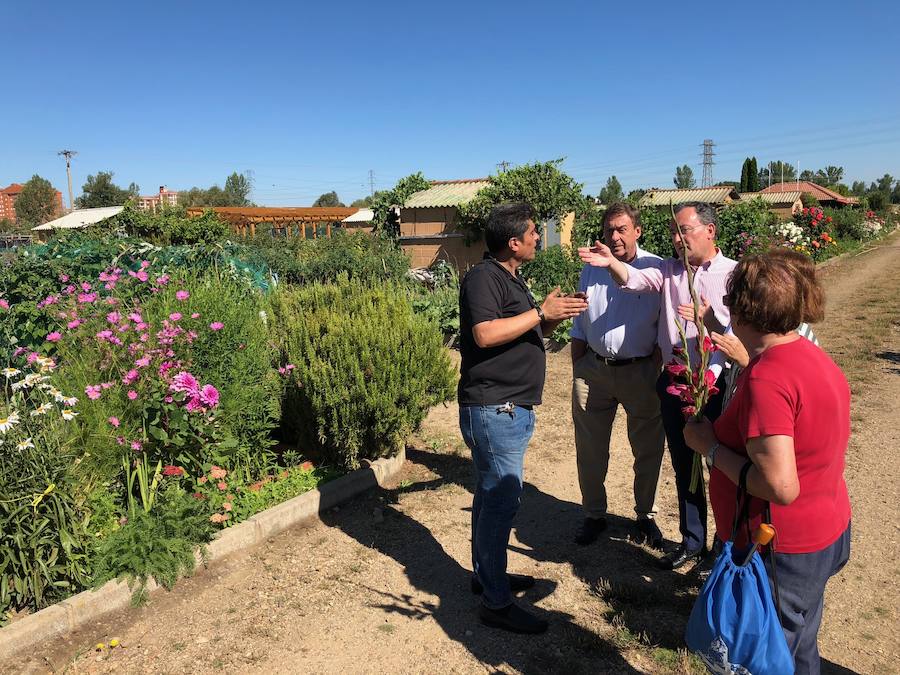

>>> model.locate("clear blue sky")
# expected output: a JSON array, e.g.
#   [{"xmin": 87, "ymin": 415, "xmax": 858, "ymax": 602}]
[{"xmin": 2, "ymin": 0, "xmax": 898, "ymax": 207}]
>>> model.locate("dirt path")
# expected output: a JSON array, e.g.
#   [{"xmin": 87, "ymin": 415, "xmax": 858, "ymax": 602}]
[{"xmin": 12, "ymin": 233, "xmax": 900, "ymax": 675}]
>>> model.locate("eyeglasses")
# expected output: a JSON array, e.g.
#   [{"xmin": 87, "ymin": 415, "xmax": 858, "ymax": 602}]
[{"xmin": 668, "ymin": 223, "xmax": 708, "ymax": 236}]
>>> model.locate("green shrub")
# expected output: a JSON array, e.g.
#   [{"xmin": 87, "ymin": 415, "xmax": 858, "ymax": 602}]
[
  {"xmin": 90, "ymin": 483, "xmax": 215, "ymax": 602},
  {"xmin": 824, "ymin": 207, "xmax": 866, "ymax": 240},
  {"xmin": 521, "ymin": 245, "xmax": 582, "ymax": 296},
  {"xmin": 270, "ymin": 277, "xmax": 456, "ymax": 470},
  {"xmin": 247, "ymin": 229, "xmax": 410, "ymax": 285},
  {"xmin": 636, "ymin": 207, "xmax": 675, "ymax": 258},
  {"xmin": 231, "ymin": 463, "xmax": 341, "ymax": 522},
  {"xmin": 408, "ymin": 261, "xmax": 460, "ymax": 338},
  {"xmin": 103, "ymin": 205, "xmax": 231, "ymax": 246},
  {"xmin": 715, "ymin": 198, "xmax": 777, "ymax": 258}
]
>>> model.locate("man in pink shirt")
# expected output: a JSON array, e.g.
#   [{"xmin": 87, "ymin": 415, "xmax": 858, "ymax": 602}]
[{"xmin": 579, "ymin": 202, "xmax": 737, "ymax": 569}]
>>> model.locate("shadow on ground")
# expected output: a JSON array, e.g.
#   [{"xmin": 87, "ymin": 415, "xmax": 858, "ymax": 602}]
[{"xmin": 320, "ymin": 446, "xmax": 702, "ymax": 673}]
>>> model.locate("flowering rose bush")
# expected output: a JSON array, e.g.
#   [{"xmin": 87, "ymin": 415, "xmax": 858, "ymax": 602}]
[{"xmin": 794, "ymin": 207, "xmax": 836, "ymax": 261}]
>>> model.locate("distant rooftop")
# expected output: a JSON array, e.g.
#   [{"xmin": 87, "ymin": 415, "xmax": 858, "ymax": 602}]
[{"xmin": 403, "ymin": 179, "xmax": 491, "ymax": 208}]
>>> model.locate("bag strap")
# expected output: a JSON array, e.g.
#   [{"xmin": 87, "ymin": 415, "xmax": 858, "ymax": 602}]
[
  {"xmin": 765, "ymin": 501, "xmax": 785, "ymax": 626},
  {"xmin": 730, "ymin": 460, "xmax": 754, "ymax": 542}
]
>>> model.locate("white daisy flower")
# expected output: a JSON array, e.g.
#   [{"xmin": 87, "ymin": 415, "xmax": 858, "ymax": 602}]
[
  {"xmin": 30, "ymin": 403, "xmax": 53, "ymax": 416},
  {"xmin": 16, "ymin": 437, "xmax": 35, "ymax": 451},
  {"xmin": 0, "ymin": 411, "xmax": 21, "ymax": 432},
  {"xmin": 2, "ymin": 367, "xmax": 20, "ymax": 379},
  {"xmin": 10, "ymin": 381, "xmax": 25, "ymax": 392},
  {"xmin": 61, "ymin": 409, "xmax": 79, "ymax": 421},
  {"xmin": 62, "ymin": 396, "xmax": 78, "ymax": 406},
  {"xmin": 23, "ymin": 373, "xmax": 43, "ymax": 387}
]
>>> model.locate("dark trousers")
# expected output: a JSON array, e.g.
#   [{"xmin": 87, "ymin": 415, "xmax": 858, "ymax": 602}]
[
  {"xmin": 656, "ymin": 371, "xmax": 725, "ymax": 552},
  {"xmin": 763, "ymin": 524, "xmax": 851, "ymax": 675}
]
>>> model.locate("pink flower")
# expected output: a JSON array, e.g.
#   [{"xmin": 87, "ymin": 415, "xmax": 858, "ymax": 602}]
[
  {"xmin": 123, "ymin": 369, "xmax": 139, "ymax": 385},
  {"xmin": 681, "ymin": 406, "xmax": 697, "ymax": 418},
  {"xmin": 209, "ymin": 321, "xmax": 224, "ymax": 331},
  {"xmin": 128, "ymin": 312, "xmax": 143, "ymax": 323},
  {"xmin": 27, "ymin": 352, "xmax": 40, "ymax": 364},
  {"xmin": 176, "ymin": 290, "xmax": 190, "ymax": 301},
  {"xmin": 135, "ymin": 355, "xmax": 151, "ymax": 368},
  {"xmin": 169, "ymin": 312, "xmax": 182, "ymax": 322},
  {"xmin": 666, "ymin": 384, "xmax": 689, "ymax": 397},
  {"xmin": 106, "ymin": 311, "xmax": 121, "ymax": 324},
  {"xmin": 665, "ymin": 362, "xmax": 688, "ymax": 377},
  {"xmin": 46, "ymin": 331, "xmax": 62, "ymax": 342},
  {"xmin": 300, "ymin": 461, "xmax": 314, "ymax": 471},
  {"xmin": 80, "ymin": 281, "xmax": 92, "ymax": 292},
  {"xmin": 217, "ymin": 481, "xmax": 227, "ymax": 491},
  {"xmin": 156, "ymin": 274, "xmax": 170, "ymax": 285},
  {"xmin": 199, "ymin": 384, "xmax": 219, "ymax": 408},
  {"xmin": 170, "ymin": 371, "xmax": 200, "ymax": 396},
  {"xmin": 85, "ymin": 385, "xmax": 102, "ymax": 400},
  {"xmin": 0, "ymin": 298, "xmax": 9, "ymax": 310},
  {"xmin": 131, "ymin": 440, "xmax": 142, "ymax": 451},
  {"xmin": 116, "ymin": 436, "xmax": 126, "ymax": 446},
  {"xmin": 67, "ymin": 319, "xmax": 82, "ymax": 329},
  {"xmin": 101, "ymin": 381, "xmax": 114, "ymax": 389},
  {"xmin": 222, "ymin": 502, "xmax": 232, "ymax": 512},
  {"xmin": 162, "ymin": 465, "xmax": 185, "ymax": 477},
  {"xmin": 185, "ymin": 397, "xmax": 204, "ymax": 412},
  {"xmin": 704, "ymin": 369, "xmax": 718, "ymax": 388},
  {"xmin": 59, "ymin": 273, "xmax": 69, "ymax": 282},
  {"xmin": 191, "ymin": 312, "xmax": 200, "ymax": 319},
  {"xmin": 701, "ymin": 335, "xmax": 717, "ymax": 353},
  {"xmin": 108, "ymin": 416, "xmax": 120, "ymax": 428},
  {"xmin": 210, "ymin": 513, "xmax": 227, "ymax": 524},
  {"xmin": 77, "ymin": 292, "xmax": 97, "ymax": 304},
  {"xmin": 128, "ymin": 269, "xmax": 149, "ymax": 282},
  {"xmin": 209, "ymin": 466, "xmax": 227, "ymax": 479},
  {"xmin": 127, "ymin": 390, "xmax": 138, "ymax": 400},
  {"xmin": 64, "ymin": 285, "xmax": 76, "ymax": 295}
]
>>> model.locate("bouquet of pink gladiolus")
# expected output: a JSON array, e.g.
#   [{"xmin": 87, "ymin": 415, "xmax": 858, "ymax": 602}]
[{"xmin": 666, "ymin": 202, "xmax": 719, "ymax": 494}]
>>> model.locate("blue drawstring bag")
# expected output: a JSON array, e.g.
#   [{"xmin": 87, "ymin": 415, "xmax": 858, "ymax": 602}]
[{"xmin": 685, "ymin": 464, "xmax": 794, "ymax": 674}]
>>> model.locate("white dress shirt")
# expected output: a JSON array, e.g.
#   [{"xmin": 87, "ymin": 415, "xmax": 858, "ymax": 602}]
[{"xmin": 570, "ymin": 246, "xmax": 662, "ymax": 359}]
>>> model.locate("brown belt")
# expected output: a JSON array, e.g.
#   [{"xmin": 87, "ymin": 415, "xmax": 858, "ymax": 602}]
[{"xmin": 589, "ymin": 349, "xmax": 653, "ymax": 367}]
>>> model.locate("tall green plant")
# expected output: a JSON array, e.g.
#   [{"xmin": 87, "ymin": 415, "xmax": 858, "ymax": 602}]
[{"xmin": 270, "ymin": 277, "xmax": 456, "ymax": 470}]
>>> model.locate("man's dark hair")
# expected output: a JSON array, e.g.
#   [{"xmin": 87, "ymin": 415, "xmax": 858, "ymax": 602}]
[
  {"xmin": 602, "ymin": 202, "xmax": 641, "ymax": 230},
  {"xmin": 673, "ymin": 201, "xmax": 718, "ymax": 228},
  {"xmin": 485, "ymin": 202, "xmax": 534, "ymax": 254}
]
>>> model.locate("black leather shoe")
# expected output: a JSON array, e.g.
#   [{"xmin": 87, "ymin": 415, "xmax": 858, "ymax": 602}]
[
  {"xmin": 658, "ymin": 544, "xmax": 707, "ymax": 570},
  {"xmin": 471, "ymin": 573, "xmax": 535, "ymax": 595},
  {"xmin": 479, "ymin": 602, "xmax": 548, "ymax": 634},
  {"xmin": 635, "ymin": 518, "xmax": 664, "ymax": 550},
  {"xmin": 574, "ymin": 517, "xmax": 607, "ymax": 545}
]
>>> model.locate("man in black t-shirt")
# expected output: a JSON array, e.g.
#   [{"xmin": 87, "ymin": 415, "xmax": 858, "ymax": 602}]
[{"xmin": 459, "ymin": 202, "xmax": 587, "ymax": 634}]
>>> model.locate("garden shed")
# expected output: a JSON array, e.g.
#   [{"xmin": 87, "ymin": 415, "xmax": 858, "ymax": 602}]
[
  {"xmin": 761, "ymin": 181, "xmax": 859, "ymax": 209},
  {"xmin": 400, "ymin": 179, "xmax": 490, "ymax": 270},
  {"xmin": 739, "ymin": 191, "xmax": 803, "ymax": 218},
  {"xmin": 639, "ymin": 186, "xmax": 740, "ymax": 209}
]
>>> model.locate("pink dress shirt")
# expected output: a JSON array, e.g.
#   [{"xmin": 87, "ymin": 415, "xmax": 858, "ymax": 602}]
[{"xmin": 620, "ymin": 249, "xmax": 737, "ymax": 366}]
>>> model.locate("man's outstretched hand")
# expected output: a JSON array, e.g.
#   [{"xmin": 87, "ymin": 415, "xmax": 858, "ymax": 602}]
[
  {"xmin": 578, "ymin": 241, "xmax": 615, "ymax": 267},
  {"xmin": 541, "ymin": 287, "xmax": 589, "ymax": 321}
]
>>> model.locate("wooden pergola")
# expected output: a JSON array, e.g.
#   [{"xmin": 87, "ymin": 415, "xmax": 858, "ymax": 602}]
[{"xmin": 186, "ymin": 207, "xmax": 359, "ymax": 238}]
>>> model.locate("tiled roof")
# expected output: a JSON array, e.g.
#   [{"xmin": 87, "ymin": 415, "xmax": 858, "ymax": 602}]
[
  {"xmin": 0, "ymin": 183, "xmax": 24, "ymax": 195},
  {"xmin": 639, "ymin": 186, "xmax": 739, "ymax": 207},
  {"xmin": 760, "ymin": 181, "xmax": 858, "ymax": 205},
  {"xmin": 739, "ymin": 191, "xmax": 803, "ymax": 205},
  {"xmin": 403, "ymin": 179, "xmax": 491, "ymax": 208}
]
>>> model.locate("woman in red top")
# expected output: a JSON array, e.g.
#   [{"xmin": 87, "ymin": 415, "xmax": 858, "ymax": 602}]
[{"xmin": 684, "ymin": 249, "xmax": 851, "ymax": 675}]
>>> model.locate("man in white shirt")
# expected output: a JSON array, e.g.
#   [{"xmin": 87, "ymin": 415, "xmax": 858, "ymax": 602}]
[{"xmin": 570, "ymin": 202, "xmax": 666, "ymax": 548}]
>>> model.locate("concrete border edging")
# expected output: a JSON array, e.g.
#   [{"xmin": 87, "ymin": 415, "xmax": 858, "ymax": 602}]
[{"xmin": 0, "ymin": 448, "xmax": 406, "ymax": 662}]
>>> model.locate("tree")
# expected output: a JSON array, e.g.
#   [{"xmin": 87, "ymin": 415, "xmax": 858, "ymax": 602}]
[
  {"xmin": 14, "ymin": 175, "xmax": 60, "ymax": 226},
  {"xmin": 815, "ymin": 166, "xmax": 844, "ymax": 186},
  {"xmin": 350, "ymin": 191, "xmax": 389, "ymax": 208},
  {"xmin": 626, "ymin": 188, "xmax": 647, "ymax": 204},
  {"xmin": 673, "ymin": 165, "xmax": 696, "ymax": 189},
  {"xmin": 457, "ymin": 159, "xmax": 592, "ymax": 244},
  {"xmin": 739, "ymin": 158, "xmax": 751, "ymax": 192},
  {"xmin": 872, "ymin": 173, "xmax": 894, "ymax": 194},
  {"xmin": 800, "ymin": 169, "xmax": 817, "ymax": 182},
  {"xmin": 179, "ymin": 172, "xmax": 254, "ymax": 207},
  {"xmin": 747, "ymin": 157, "xmax": 760, "ymax": 192},
  {"xmin": 599, "ymin": 176, "xmax": 624, "ymax": 204},
  {"xmin": 371, "ymin": 172, "xmax": 431, "ymax": 237},
  {"xmin": 223, "ymin": 172, "xmax": 252, "ymax": 206},
  {"xmin": 312, "ymin": 191, "xmax": 345, "ymax": 207},
  {"xmin": 76, "ymin": 171, "xmax": 138, "ymax": 208},
  {"xmin": 850, "ymin": 181, "xmax": 867, "ymax": 197},
  {"xmin": 758, "ymin": 161, "xmax": 796, "ymax": 186}
]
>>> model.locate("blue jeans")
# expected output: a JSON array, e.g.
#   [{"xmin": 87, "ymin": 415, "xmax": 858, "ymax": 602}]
[
  {"xmin": 459, "ymin": 404, "xmax": 535, "ymax": 609},
  {"xmin": 762, "ymin": 524, "xmax": 851, "ymax": 675}
]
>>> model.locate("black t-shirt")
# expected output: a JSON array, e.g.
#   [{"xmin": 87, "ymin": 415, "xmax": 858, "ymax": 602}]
[{"xmin": 457, "ymin": 257, "xmax": 546, "ymax": 406}]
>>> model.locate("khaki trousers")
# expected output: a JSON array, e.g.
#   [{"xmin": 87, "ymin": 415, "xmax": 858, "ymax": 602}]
[{"xmin": 572, "ymin": 353, "xmax": 665, "ymax": 520}]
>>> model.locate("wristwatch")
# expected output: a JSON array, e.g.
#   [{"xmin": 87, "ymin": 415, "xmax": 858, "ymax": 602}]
[
  {"xmin": 535, "ymin": 305, "xmax": 546, "ymax": 322},
  {"xmin": 705, "ymin": 441, "xmax": 720, "ymax": 470}
]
